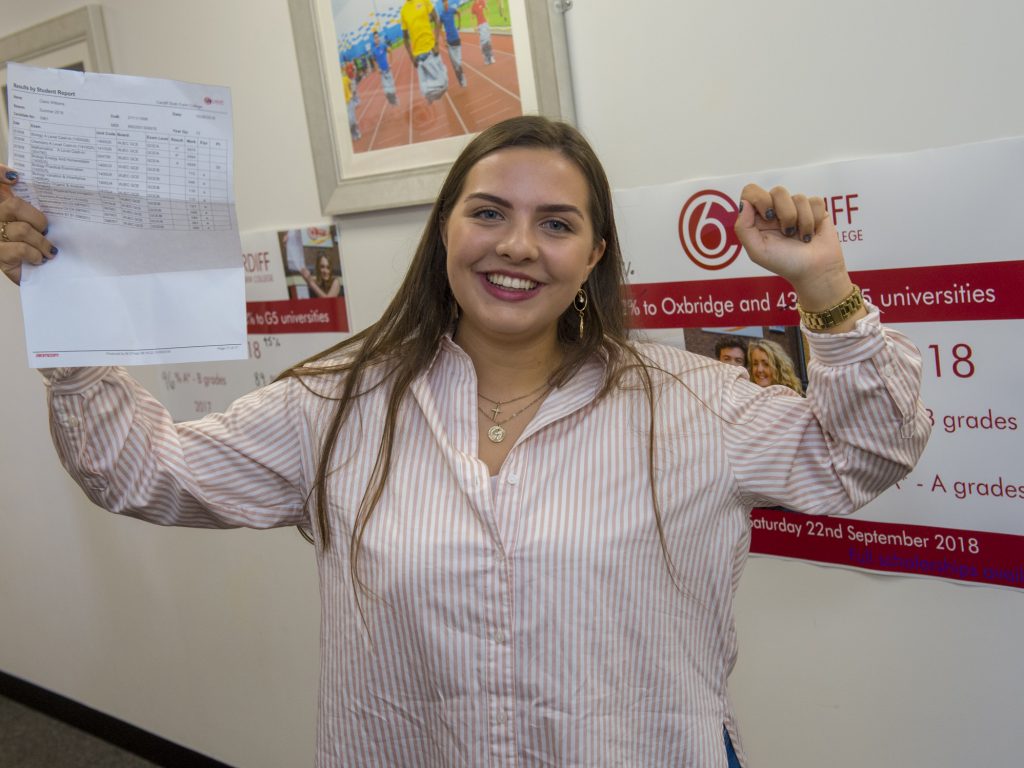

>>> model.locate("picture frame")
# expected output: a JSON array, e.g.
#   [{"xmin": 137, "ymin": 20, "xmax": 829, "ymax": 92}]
[
  {"xmin": 288, "ymin": 0, "xmax": 575, "ymax": 215},
  {"xmin": 0, "ymin": 5, "xmax": 113, "ymax": 165}
]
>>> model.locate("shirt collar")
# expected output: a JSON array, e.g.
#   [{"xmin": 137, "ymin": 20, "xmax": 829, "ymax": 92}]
[{"xmin": 430, "ymin": 333, "xmax": 608, "ymax": 425}]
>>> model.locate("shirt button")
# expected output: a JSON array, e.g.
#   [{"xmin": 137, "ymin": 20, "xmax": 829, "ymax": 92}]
[
  {"xmin": 883, "ymin": 364, "xmax": 895, "ymax": 378},
  {"xmin": 494, "ymin": 550, "xmax": 505, "ymax": 566},
  {"xmin": 506, "ymin": 473, "xmax": 519, "ymax": 485},
  {"xmin": 494, "ymin": 630, "xmax": 506, "ymax": 645},
  {"xmin": 496, "ymin": 710, "xmax": 508, "ymax": 725},
  {"xmin": 61, "ymin": 414, "xmax": 80, "ymax": 429}
]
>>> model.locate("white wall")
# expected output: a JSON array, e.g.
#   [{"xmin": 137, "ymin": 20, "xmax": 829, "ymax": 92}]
[{"xmin": 1, "ymin": 1, "xmax": 1021, "ymax": 766}]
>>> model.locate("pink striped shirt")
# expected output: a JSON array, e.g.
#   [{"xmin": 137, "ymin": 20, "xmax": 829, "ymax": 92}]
[{"xmin": 45, "ymin": 307, "xmax": 929, "ymax": 767}]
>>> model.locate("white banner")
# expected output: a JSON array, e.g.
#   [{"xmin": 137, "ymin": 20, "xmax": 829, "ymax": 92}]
[{"xmin": 614, "ymin": 137, "xmax": 1024, "ymax": 589}]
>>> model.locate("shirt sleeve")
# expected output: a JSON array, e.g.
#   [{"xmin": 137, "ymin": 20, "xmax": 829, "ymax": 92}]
[
  {"xmin": 720, "ymin": 305, "xmax": 931, "ymax": 515},
  {"xmin": 43, "ymin": 366, "xmax": 310, "ymax": 529}
]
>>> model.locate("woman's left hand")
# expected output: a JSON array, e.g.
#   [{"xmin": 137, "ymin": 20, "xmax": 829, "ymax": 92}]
[
  {"xmin": 1, "ymin": 166, "xmax": 54, "ymax": 285},
  {"xmin": 734, "ymin": 183, "xmax": 854, "ymax": 312}
]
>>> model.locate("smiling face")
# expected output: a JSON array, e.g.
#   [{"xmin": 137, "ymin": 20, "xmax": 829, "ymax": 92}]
[
  {"xmin": 317, "ymin": 254, "xmax": 332, "ymax": 283},
  {"xmin": 749, "ymin": 347, "xmax": 775, "ymax": 387},
  {"xmin": 444, "ymin": 147, "xmax": 605, "ymax": 352}
]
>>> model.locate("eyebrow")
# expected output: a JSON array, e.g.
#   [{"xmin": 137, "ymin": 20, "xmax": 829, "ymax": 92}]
[{"xmin": 463, "ymin": 192, "xmax": 585, "ymax": 218}]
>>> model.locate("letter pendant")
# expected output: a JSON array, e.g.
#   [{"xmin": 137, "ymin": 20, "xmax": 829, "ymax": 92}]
[{"xmin": 487, "ymin": 425, "xmax": 506, "ymax": 443}]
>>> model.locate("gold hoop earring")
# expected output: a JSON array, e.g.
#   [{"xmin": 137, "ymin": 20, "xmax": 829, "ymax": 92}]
[{"xmin": 574, "ymin": 287, "xmax": 588, "ymax": 340}]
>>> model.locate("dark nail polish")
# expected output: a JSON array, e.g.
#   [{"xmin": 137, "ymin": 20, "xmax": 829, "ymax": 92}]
[
  {"xmin": 4, "ymin": 170, "xmax": 18, "ymax": 181},
  {"xmin": 784, "ymin": 226, "xmax": 797, "ymax": 236},
  {"xmin": 802, "ymin": 234, "xmax": 812, "ymax": 243},
  {"xmin": 50, "ymin": 246, "xmax": 59, "ymax": 255},
  {"xmin": 765, "ymin": 208, "xmax": 776, "ymax": 220},
  {"xmin": 42, "ymin": 227, "xmax": 49, "ymax": 236},
  {"xmin": 738, "ymin": 201, "xmax": 744, "ymax": 213}
]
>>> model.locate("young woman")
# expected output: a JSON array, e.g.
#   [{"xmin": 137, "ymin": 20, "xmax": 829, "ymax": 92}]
[
  {"xmin": 0, "ymin": 117, "xmax": 929, "ymax": 767},
  {"xmin": 300, "ymin": 252, "xmax": 342, "ymax": 298},
  {"xmin": 747, "ymin": 337, "xmax": 805, "ymax": 394}
]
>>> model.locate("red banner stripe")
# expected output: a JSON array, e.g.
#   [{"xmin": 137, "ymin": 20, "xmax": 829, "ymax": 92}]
[
  {"xmin": 246, "ymin": 298, "xmax": 349, "ymax": 335},
  {"xmin": 627, "ymin": 259, "xmax": 1024, "ymax": 328},
  {"xmin": 750, "ymin": 508, "xmax": 1024, "ymax": 589}
]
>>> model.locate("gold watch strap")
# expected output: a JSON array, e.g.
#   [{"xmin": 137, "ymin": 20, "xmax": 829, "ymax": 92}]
[{"xmin": 797, "ymin": 285, "xmax": 864, "ymax": 331}]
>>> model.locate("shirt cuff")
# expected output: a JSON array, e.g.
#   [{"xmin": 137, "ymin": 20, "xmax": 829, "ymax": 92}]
[
  {"xmin": 802, "ymin": 303, "xmax": 887, "ymax": 366},
  {"xmin": 39, "ymin": 366, "xmax": 115, "ymax": 394}
]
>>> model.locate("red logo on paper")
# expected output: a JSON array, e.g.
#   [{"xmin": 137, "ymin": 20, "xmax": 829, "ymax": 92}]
[
  {"xmin": 678, "ymin": 189, "xmax": 742, "ymax": 271},
  {"xmin": 203, "ymin": 96, "xmax": 213, "ymax": 105}
]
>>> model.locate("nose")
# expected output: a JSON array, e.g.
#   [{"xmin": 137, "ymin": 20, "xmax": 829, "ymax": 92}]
[{"xmin": 497, "ymin": 220, "xmax": 539, "ymax": 262}]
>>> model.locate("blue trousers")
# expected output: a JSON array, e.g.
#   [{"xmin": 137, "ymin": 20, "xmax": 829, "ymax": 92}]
[{"xmin": 724, "ymin": 726, "xmax": 741, "ymax": 768}]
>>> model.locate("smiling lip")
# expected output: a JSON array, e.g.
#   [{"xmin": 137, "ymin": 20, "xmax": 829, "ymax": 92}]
[{"xmin": 479, "ymin": 271, "xmax": 542, "ymax": 301}]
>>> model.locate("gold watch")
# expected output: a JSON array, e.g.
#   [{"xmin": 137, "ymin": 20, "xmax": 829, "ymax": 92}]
[{"xmin": 797, "ymin": 285, "xmax": 864, "ymax": 331}]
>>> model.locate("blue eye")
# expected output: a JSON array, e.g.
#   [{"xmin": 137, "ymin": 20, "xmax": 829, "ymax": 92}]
[
  {"xmin": 474, "ymin": 208, "xmax": 502, "ymax": 221},
  {"xmin": 543, "ymin": 219, "xmax": 572, "ymax": 233}
]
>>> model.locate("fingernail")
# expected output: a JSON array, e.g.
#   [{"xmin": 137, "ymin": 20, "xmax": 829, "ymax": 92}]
[
  {"xmin": 738, "ymin": 201, "xmax": 744, "ymax": 213},
  {"xmin": 802, "ymin": 234, "xmax": 812, "ymax": 243},
  {"xmin": 765, "ymin": 208, "xmax": 776, "ymax": 220},
  {"xmin": 4, "ymin": 170, "xmax": 17, "ymax": 181},
  {"xmin": 50, "ymin": 246, "xmax": 59, "ymax": 255},
  {"xmin": 42, "ymin": 227, "xmax": 49, "ymax": 235},
  {"xmin": 784, "ymin": 226, "xmax": 796, "ymax": 236}
]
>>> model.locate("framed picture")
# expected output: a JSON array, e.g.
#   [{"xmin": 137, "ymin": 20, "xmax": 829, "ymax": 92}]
[
  {"xmin": 288, "ymin": 0, "xmax": 575, "ymax": 215},
  {"xmin": 0, "ymin": 5, "xmax": 113, "ymax": 165}
]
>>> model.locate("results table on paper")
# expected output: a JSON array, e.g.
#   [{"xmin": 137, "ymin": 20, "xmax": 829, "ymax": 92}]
[{"xmin": 9, "ymin": 120, "xmax": 230, "ymax": 231}]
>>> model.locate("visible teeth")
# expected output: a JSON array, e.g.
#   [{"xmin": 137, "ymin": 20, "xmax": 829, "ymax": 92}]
[{"xmin": 487, "ymin": 273, "xmax": 538, "ymax": 291}]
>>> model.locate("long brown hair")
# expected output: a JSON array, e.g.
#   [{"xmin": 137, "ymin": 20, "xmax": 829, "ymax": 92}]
[{"xmin": 279, "ymin": 116, "xmax": 678, "ymax": 601}]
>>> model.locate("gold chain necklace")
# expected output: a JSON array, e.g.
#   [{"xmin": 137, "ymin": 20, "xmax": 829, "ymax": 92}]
[
  {"xmin": 478, "ymin": 386, "xmax": 552, "ymax": 443},
  {"xmin": 476, "ymin": 380, "xmax": 550, "ymax": 421}
]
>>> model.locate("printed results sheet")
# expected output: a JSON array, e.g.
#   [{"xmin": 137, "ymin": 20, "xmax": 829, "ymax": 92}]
[{"xmin": 6, "ymin": 62, "xmax": 246, "ymax": 366}]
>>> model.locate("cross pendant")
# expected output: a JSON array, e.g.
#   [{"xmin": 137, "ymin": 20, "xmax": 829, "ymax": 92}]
[{"xmin": 491, "ymin": 404, "xmax": 502, "ymax": 420}]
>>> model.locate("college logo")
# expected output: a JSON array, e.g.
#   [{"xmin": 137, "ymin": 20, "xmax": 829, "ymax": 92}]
[
  {"xmin": 203, "ymin": 96, "xmax": 213, "ymax": 105},
  {"xmin": 677, "ymin": 189, "xmax": 742, "ymax": 271}
]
